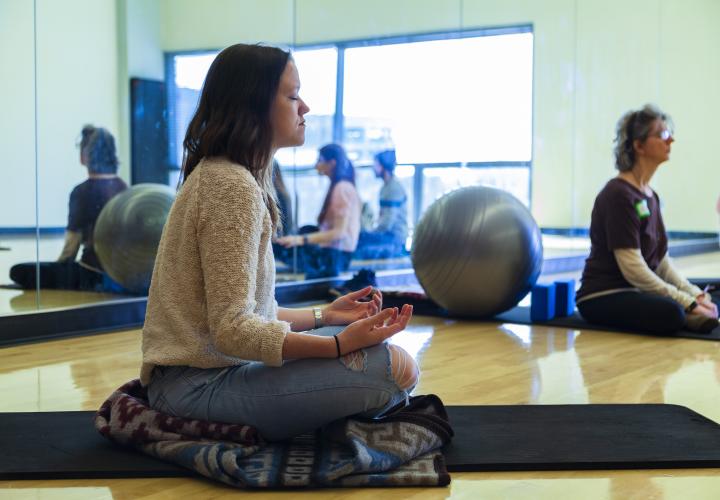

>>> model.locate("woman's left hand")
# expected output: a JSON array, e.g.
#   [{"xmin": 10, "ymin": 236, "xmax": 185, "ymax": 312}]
[
  {"xmin": 697, "ymin": 293, "xmax": 719, "ymax": 318},
  {"xmin": 323, "ymin": 286, "xmax": 383, "ymax": 326}
]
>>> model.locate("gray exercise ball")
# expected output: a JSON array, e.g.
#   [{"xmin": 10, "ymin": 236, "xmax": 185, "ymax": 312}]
[
  {"xmin": 411, "ymin": 185, "xmax": 543, "ymax": 317},
  {"xmin": 94, "ymin": 183, "xmax": 176, "ymax": 293}
]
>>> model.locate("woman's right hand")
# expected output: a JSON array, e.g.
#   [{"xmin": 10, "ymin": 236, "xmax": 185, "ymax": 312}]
[{"xmin": 336, "ymin": 304, "xmax": 413, "ymax": 355}]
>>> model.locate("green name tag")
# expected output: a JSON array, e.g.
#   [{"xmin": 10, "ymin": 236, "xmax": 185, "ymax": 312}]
[{"xmin": 634, "ymin": 199, "xmax": 651, "ymax": 219}]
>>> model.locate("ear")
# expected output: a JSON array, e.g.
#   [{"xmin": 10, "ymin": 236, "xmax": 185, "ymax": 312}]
[{"xmin": 633, "ymin": 138, "xmax": 645, "ymax": 156}]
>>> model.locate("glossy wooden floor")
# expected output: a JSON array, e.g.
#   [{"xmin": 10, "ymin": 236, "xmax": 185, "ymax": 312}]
[{"xmin": 2, "ymin": 255, "xmax": 720, "ymax": 498}]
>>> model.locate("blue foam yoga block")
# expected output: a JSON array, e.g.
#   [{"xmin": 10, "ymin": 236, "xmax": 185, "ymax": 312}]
[
  {"xmin": 554, "ymin": 279, "xmax": 576, "ymax": 317},
  {"xmin": 531, "ymin": 283, "xmax": 556, "ymax": 322}
]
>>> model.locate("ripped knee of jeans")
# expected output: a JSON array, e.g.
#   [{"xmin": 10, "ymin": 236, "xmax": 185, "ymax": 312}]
[
  {"xmin": 387, "ymin": 344, "xmax": 419, "ymax": 391},
  {"xmin": 339, "ymin": 349, "xmax": 367, "ymax": 372}
]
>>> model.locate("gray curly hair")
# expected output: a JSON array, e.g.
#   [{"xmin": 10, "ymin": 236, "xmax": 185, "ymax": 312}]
[
  {"xmin": 79, "ymin": 125, "xmax": 119, "ymax": 174},
  {"xmin": 614, "ymin": 104, "xmax": 672, "ymax": 172}
]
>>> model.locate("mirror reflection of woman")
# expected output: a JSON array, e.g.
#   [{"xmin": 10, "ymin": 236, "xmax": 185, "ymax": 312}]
[
  {"xmin": 9, "ymin": 125, "xmax": 127, "ymax": 290},
  {"xmin": 274, "ymin": 143, "xmax": 361, "ymax": 279},
  {"xmin": 576, "ymin": 105, "xmax": 718, "ymax": 334}
]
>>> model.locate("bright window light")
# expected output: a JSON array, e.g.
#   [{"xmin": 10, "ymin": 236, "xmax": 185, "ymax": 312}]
[{"xmin": 343, "ymin": 32, "xmax": 533, "ymax": 164}]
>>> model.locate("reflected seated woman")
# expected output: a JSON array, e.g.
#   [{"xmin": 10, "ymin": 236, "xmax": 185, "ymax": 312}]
[
  {"xmin": 10, "ymin": 125, "xmax": 127, "ymax": 291},
  {"xmin": 274, "ymin": 143, "xmax": 361, "ymax": 279}
]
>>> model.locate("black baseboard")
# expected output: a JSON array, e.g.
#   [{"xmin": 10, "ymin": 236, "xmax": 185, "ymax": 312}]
[{"xmin": 0, "ymin": 298, "xmax": 147, "ymax": 348}]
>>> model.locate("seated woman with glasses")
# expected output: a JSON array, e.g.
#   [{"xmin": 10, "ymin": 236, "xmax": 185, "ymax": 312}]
[
  {"xmin": 274, "ymin": 143, "xmax": 362, "ymax": 279},
  {"xmin": 575, "ymin": 104, "xmax": 718, "ymax": 335},
  {"xmin": 10, "ymin": 125, "xmax": 127, "ymax": 290}
]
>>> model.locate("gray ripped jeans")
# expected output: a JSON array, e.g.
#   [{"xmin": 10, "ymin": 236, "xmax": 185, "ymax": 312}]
[{"xmin": 147, "ymin": 326, "xmax": 410, "ymax": 441}]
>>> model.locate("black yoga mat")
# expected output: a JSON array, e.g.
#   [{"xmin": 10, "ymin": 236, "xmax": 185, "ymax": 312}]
[{"xmin": 2, "ymin": 404, "xmax": 720, "ymax": 479}]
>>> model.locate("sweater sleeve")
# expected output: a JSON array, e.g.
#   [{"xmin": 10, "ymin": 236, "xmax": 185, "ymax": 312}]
[
  {"xmin": 614, "ymin": 248, "xmax": 695, "ymax": 309},
  {"xmin": 196, "ymin": 169, "xmax": 288, "ymax": 366},
  {"xmin": 655, "ymin": 253, "xmax": 704, "ymax": 298}
]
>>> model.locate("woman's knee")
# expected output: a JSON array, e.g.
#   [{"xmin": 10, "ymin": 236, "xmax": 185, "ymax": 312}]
[{"xmin": 388, "ymin": 344, "xmax": 419, "ymax": 390}]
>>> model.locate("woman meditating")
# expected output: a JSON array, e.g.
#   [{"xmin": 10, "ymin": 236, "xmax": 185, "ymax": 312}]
[
  {"xmin": 576, "ymin": 104, "xmax": 718, "ymax": 335},
  {"xmin": 140, "ymin": 44, "xmax": 417, "ymax": 442}
]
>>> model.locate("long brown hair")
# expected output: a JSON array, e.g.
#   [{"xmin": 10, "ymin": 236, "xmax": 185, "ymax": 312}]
[
  {"xmin": 317, "ymin": 143, "xmax": 356, "ymax": 225},
  {"xmin": 181, "ymin": 44, "xmax": 290, "ymax": 224}
]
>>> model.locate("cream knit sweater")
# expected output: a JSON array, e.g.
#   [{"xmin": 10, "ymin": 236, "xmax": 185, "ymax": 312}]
[{"xmin": 140, "ymin": 157, "xmax": 289, "ymax": 385}]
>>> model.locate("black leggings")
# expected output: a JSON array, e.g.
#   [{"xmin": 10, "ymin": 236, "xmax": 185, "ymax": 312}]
[
  {"xmin": 577, "ymin": 291, "xmax": 686, "ymax": 335},
  {"xmin": 10, "ymin": 261, "xmax": 104, "ymax": 291}
]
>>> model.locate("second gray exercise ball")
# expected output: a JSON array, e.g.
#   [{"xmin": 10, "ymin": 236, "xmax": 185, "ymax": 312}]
[
  {"xmin": 94, "ymin": 183, "xmax": 176, "ymax": 293},
  {"xmin": 411, "ymin": 185, "xmax": 543, "ymax": 317}
]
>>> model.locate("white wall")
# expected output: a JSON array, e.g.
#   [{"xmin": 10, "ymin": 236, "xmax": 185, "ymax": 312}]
[
  {"xmin": 0, "ymin": 0, "xmax": 37, "ymax": 228},
  {"xmin": 0, "ymin": 0, "xmax": 120, "ymax": 228},
  {"xmin": 35, "ymin": 0, "xmax": 120, "ymax": 229},
  {"xmin": 159, "ymin": 0, "xmax": 293, "ymax": 50}
]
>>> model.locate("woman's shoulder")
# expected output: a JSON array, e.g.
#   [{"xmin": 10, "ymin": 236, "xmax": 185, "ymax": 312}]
[
  {"xmin": 178, "ymin": 158, "xmax": 263, "ymax": 214},
  {"xmin": 331, "ymin": 181, "xmax": 361, "ymax": 204},
  {"xmin": 191, "ymin": 157, "xmax": 262, "ymax": 197},
  {"xmin": 599, "ymin": 177, "xmax": 635, "ymax": 199},
  {"xmin": 196, "ymin": 157, "xmax": 256, "ymax": 183},
  {"xmin": 332, "ymin": 180, "xmax": 359, "ymax": 195}
]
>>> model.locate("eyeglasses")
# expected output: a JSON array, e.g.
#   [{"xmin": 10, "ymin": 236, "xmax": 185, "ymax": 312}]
[{"xmin": 654, "ymin": 129, "xmax": 673, "ymax": 141}]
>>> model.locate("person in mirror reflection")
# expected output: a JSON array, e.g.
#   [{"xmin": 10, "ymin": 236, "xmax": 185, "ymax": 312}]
[
  {"xmin": 9, "ymin": 125, "xmax": 127, "ymax": 291},
  {"xmin": 576, "ymin": 104, "xmax": 719, "ymax": 334},
  {"xmin": 354, "ymin": 149, "xmax": 409, "ymax": 260},
  {"xmin": 274, "ymin": 143, "xmax": 362, "ymax": 279},
  {"xmin": 141, "ymin": 44, "xmax": 416, "ymax": 442}
]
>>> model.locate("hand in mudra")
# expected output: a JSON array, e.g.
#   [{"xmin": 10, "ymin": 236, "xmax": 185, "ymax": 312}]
[
  {"xmin": 323, "ymin": 286, "xmax": 383, "ymax": 326},
  {"xmin": 336, "ymin": 304, "xmax": 413, "ymax": 355}
]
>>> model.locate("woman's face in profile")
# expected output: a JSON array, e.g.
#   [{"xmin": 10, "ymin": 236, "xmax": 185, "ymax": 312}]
[
  {"xmin": 640, "ymin": 119, "xmax": 674, "ymax": 164},
  {"xmin": 316, "ymin": 156, "xmax": 334, "ymax": 177},
  {"xmin": 270, "ymin": 60, "xmax": 310, "ymax": 149}
]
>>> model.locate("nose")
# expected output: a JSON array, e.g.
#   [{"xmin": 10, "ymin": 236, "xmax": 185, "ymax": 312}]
[{"xmin": 299, "ymin": 98, "xmax": 310, "ymax": 116}]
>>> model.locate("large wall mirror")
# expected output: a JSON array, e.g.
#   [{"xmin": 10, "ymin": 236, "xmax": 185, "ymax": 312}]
[{"xmin": 1, "ymin": 0, "xmax": 718, "ymax": 336}]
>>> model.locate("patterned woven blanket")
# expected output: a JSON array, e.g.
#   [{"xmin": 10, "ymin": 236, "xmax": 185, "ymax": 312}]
[{"xmin": 95, "ymin": 379, "xmax": 452, "ymax": 488}]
